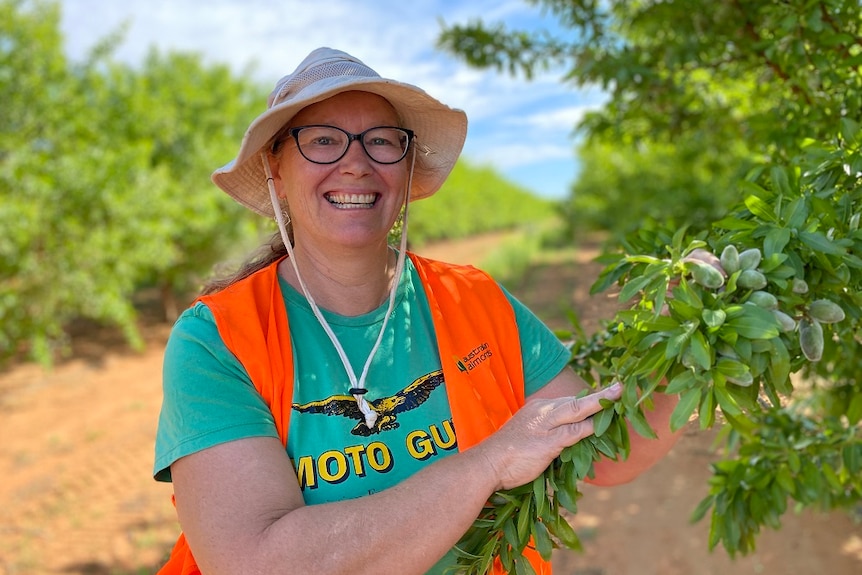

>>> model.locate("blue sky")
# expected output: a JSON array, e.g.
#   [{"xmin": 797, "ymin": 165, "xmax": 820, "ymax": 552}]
[{"xmin": 59, "ymin": 0, "xmax": 607, "ymax": 199}]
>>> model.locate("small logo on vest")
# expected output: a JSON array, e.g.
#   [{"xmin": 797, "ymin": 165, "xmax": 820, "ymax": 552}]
[
  {"xmin": 457, "ymin": 342, "xmax": 493, "ymax": 372},
  {"xmin": 454, "ymin": 356, "xmax": 468, "ymax": 372}
]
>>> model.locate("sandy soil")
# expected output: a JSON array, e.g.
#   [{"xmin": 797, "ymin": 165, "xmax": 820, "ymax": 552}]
[{"xmin": 1, "ymin": 235, "xmax": 860, "ymax": 575}]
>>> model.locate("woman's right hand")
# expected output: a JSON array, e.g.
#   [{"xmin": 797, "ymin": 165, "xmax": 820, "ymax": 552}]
[{"xmin": 475, "ymin": 381, "xmax": 622, "ymax": 491}]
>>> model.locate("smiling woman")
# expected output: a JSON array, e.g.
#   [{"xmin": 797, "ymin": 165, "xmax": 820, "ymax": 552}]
[{"xmin": 152, "ymin": 47, "xmax": 679, "ymax": 575}]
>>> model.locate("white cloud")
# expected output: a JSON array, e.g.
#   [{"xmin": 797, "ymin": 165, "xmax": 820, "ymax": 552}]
[
  {"xmin": 471, "ymin": 142, "xmax": 574, "ymax": 167},
  {"xmin": 521, "ymin": 106, "xmax": 596, "ymax": 131}
]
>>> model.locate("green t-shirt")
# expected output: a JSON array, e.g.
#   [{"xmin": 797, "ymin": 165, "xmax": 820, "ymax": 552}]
[{"xmin": 154, "ymin": 259, "xmax": 570, "ymax": 573}]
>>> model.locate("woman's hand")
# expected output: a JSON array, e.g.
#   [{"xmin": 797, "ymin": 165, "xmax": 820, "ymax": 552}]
[{"xmin": 476, "ymin": 382, "xmax": 622, "ymax": 491}]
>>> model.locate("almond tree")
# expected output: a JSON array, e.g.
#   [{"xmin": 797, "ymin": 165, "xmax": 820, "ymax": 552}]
[
  {"xmin": 439, "ymin": 1, "xmax": 861, "ymax": 572},
  {"xmin": 0, "ymin": 0, "xmax": 262, "ymax": 363}
]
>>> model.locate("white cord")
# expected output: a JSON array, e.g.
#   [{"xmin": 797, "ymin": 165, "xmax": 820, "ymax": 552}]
[{"xmin": 261, "ymin": 149, "xmax": 415, "ymax": 431}]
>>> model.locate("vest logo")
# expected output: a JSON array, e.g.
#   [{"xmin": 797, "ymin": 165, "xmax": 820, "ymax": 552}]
[
  {"xmin": 454, "ymin": 356, "xmax": 468, "ymax": 372},
  {"xmin": 457, "ymin": 341, "xmax": 493, "ymax": 372},
  {"xmin": 292, "ymin": 370, "xmax": 444, "ymax": 436}
]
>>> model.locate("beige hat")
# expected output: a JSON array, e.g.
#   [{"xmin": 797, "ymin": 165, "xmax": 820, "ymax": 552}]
[{"xmin": 211, "ymin": 47, "xmax": 468, "ymax": 216}]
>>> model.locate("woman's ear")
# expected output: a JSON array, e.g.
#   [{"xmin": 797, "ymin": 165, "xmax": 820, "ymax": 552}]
[
  {"xmin": 267, "ymin": 152, "xmax": 290, "ymax": 200},
  {"xmin": 267, "ymin": 152, "xmax": 282, "ymax": 183}
]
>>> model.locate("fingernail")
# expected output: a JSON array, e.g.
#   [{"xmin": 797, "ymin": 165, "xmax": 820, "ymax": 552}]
[{"xmin": 609, "ymin": 381, "xmax": 622, "ymax": 392}]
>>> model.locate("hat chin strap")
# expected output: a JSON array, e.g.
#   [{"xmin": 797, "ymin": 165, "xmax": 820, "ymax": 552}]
[{"xmin": 261, "ymin": 150, "xmax": 415, "ymax": 431}]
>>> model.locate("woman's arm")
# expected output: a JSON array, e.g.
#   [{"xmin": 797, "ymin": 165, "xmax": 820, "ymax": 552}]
[
  {"xmin": 529, "ymin": 367, "xmax": 682, "ymax": 486},
  {"xmin": 171, "ymin": 384, "xmax": 622, "ymax": 575}
]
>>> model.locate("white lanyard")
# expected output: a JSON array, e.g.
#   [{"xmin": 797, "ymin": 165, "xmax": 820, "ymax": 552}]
[{"xmin": 261, "ymin": 149, "xmax": 415, "ymax": 430}]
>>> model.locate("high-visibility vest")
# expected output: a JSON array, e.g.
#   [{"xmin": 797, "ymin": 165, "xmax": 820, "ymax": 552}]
[{"xmin": 158, "ymin": 252, "xmax": 550, "ymax": 574}]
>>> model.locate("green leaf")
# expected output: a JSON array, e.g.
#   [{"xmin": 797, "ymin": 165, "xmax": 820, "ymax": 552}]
[
  {"xmin": 503, "ymin": 517, "xmax": 522, "ymax": 553},
  {"xmin": 514, "ymin": 556, "xmax": 537, "ymax": 575},
  {"xmin": 763, "ymin": 226, "xmax": 791, "ymax": 258},
  {"xmin": 840, "ymin": 117, "xmax": 860, "ymax": 143},
  {"xmin": 847, "ymin": 394, "xmax": 862, "ymax": 425},
  {"xmin": 784, "ymin": 197, "xmax": 810, "ymax": 229},
  {"xmin": 714, "ymin": 385, "xmax": 743, "ymax": 417},
  {"xmin": 725, "ymin": 305, "xmax": 780, "ymax": 339},
  {"xmin": 667, "ymin": 321, "xmax": 698, "ymax": 359},
  {"xmin": 516, "ymin": 496, "xmax": 533, "ymax": 552},
  {"xmin": 744, "ymin": 194, "xmax": 778, "ymax": 222},
  {"xmin": 532, "ymin": 475, "xmax": 548, "ymax": 519},
  {"xmin": 770, "ymin": 165, "xmax": 793, "ymax": 196},
  {"xmin": 799, "ymin": 230, "xmax": 847, "ymax": 255},
  {"xmin": 548, "ymin": 514, "xmax": 581, "ymax": 550},
  {"xmin": 492, "ymin": 500, "xmax": 517, "ymax": 529},
  {"xmin": 689, "ymin": 330, "xmax": 712, "ymax": 370},
  {"xmin": 776, "ymin": 465, "xmax": 795, "ymax": 494},
  {"xmin": 665, "ymin": 370, "xmax": 697, "ymax": 394},
  {"xmin": 571, "ymin": 443, "xmax": 594, "ymax": 479},
  {"xmin": 690, "ymin": 494, "xmax": 715, "ymax": 523},
  {"xmin": 594, "ymin": 406, "xmax": 615, "ymax": 437},
  {"xmin": 670, "ymin": 388, "xmax": 700, "ymax": 432},
  {"xmin": 618, "ymin": 274, "xmax": 654, "ymax": 302},
  {"xmin": 531, "ymin": 519, "xmax": 554, "ymax": 561},
  {"xmin": 591, "ymin": 260, "xmax": 632, "ymax": 295},
  {"xmin": 698, "ymin": 389, "xmax": 716, "ymax": 429},
  {"xmin": 715, "ymin": 357, "xmax": 749, "ymax": 379},
  {"xmin": 702, "ymin": 308, "xmax": 726, "ymax": 329},
  {"xmin": 767, "ymin": 337, "xmax": 792, "ymax": 394},
  {"xmin": 555, "ymin": 480, "xmax": 580, "ymax": 514},
  {"xmin": 627, "ymin": 406, "xmax": 658, "ymax": 439}
]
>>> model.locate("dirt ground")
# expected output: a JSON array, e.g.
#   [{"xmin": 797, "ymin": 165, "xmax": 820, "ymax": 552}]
[{"xmin": 1, "ymin": 235, "xmax": 860, "ymax": 575}]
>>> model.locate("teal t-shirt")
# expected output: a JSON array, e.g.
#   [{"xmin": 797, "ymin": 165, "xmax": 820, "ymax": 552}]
[{"xmin": 154, "ymin": 258, "xmax": 570, "ymax": 572}]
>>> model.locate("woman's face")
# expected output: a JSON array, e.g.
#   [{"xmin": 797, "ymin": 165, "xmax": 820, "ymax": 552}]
[{"xmin": 269, "ymin": 91, "xmax": 409, "ymax": 251}]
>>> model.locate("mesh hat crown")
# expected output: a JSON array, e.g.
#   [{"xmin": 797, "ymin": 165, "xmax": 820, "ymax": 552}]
[{"xmin": 211, "ymin": 47, "xmax": 468, "ymax": 216}]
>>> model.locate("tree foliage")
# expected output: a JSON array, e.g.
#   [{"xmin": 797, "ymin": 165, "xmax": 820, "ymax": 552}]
[
  {"xmin": 439, "ymin": 0, "xmax": 862, "ymax": 237},
  {"xmin": 439, "ymin": 0, "xmax": 862, "ymax": 570},
  {"xmin": 0, "ymin": 0, "xmax": 263, "ymax": 363},
  {"xmin": 410, "ymin": 158, "xmax": 556, "ymax": 245}
]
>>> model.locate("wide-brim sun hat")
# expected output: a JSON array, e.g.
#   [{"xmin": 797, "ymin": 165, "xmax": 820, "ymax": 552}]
[{"xmin": 212, "ymin": 47, "xmax": 468, "ymax": 217}]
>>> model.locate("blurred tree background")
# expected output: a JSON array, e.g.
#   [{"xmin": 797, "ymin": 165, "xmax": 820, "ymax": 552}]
[{"xmin": 0, "ymin": 0, "xmax": 553, "ymax": 365}]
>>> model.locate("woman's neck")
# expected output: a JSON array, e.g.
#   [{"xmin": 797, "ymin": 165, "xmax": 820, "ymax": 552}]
[{"xmin": 278, "ymin": 241, "xmax": 398, "ymax": 316}]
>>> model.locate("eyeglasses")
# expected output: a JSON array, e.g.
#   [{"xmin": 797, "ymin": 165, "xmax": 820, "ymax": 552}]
[{"xmin": 287, "ymin": 125, "xmax": 414, "ymax": 165}]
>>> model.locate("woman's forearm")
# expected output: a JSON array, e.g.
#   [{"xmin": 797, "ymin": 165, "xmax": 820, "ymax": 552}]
[{"xmin": 255, "ymin": 445, "xmax": 497, "ymax": 575}]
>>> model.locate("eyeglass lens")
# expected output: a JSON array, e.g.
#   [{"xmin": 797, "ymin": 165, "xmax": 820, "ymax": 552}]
[{"xmin": 292, "ymin": 126, "xmax": 411, "ymax": 165}]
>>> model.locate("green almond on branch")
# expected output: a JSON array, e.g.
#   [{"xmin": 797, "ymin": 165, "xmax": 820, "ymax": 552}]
[
  {"xmin": 771, "ymin": 310, "xmax": 797, "ymax": 332},
  {"xmin": 747, "ymin": 291, "xmax": 778, "ymax": 310},
  {"xmin": 738, "ymin": 248, "xmax": 763, "ymax": 271},
  {"xmin": 799, "ymin": 318, "xmax": 825, "ymax": 362},
  {"xmin": 690, "ymin": 261, "xmax": 726, "ymax": 289},
  {"xmin": 791, "ymin": 278, "xmax": 809, "ymax": 294},
  {"xmin": 808, "ymin": 299, "xmax": 845, "ymax": 324},
  {"xmin": 737, "ymin": 269, "xmax": 768, "ymax": 290},
  {"xmin": 720, "ymin": 245, "xmax": 740, "ymax": 274}
]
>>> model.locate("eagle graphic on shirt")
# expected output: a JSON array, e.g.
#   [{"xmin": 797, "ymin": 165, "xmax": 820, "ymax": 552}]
[{"xmin": 292, "ymin": 370, "xmax": 445, "ymax": 436}]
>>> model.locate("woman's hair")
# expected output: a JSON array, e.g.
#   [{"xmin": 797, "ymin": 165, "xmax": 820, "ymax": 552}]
[
  {"xmin": 201, "ymin": 231, "xmax": 288, "ymax": 295},
  {"xmin": 201, "ymin": 131, "xmax": 295, "ymax": 296}
]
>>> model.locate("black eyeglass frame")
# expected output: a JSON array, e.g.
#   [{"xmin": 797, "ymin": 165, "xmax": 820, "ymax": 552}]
[{"xmin": 286, "ymin": 125, "xmax": 415, "ymax": 165}]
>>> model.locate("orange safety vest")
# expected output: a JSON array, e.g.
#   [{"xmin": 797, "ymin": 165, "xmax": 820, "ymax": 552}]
[{"xmin": 158, "ymin": 252, "xmax": 550, "ymax": 575}]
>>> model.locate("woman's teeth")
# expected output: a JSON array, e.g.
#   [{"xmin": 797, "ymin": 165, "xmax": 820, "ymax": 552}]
[{"xmin": 326, "ymin": 192, "xmax": 377, "ymax": 208}]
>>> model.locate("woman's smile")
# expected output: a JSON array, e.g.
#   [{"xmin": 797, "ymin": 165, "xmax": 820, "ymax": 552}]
[{"xmin": 324, "ymin": 191, "xmax": 379, "ymax": 209}]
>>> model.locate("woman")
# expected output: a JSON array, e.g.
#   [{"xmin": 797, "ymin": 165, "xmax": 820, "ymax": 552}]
[{"xmin": 154, "ymin": 47, "xmax": 683, "ymax": 575}]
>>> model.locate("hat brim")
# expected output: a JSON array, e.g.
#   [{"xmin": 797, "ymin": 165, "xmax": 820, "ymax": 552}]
[{"xmin": 212, "ymin": 76, "xmax": 467, "ymax": 217}]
